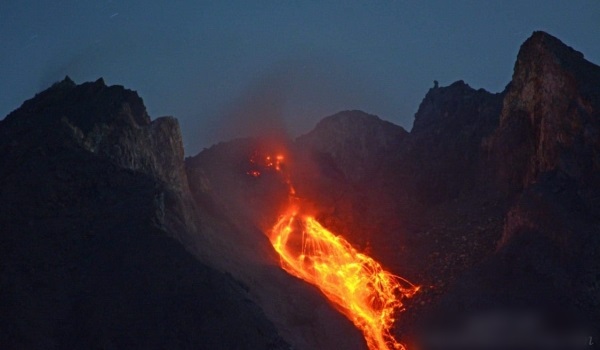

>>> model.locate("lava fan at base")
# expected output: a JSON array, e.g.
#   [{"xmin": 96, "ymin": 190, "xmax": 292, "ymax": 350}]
[{"xmin": 269, "ymin": 207, "xmax": 419, "ymax": 350}]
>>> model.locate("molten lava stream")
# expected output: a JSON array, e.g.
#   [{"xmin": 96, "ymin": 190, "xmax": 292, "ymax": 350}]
[{"xmin": 270, "ymin": 207, "xmax": 419, "ymax": 350}]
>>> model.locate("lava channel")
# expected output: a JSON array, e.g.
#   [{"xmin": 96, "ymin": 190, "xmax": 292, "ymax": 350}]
[
  {"xmin": 269, "ymin": 206, "xmax": 418, "ymax": 350},
  {"xmin": 250, "ymin": 153, "xmax": 419, "ymax": 350}
]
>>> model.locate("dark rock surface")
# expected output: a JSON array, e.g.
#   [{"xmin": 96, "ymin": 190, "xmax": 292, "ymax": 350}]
[
  {"xmin": 410, "ymin": 32, "xmax": 600, "ymax": 348},
  {"xmin": 471, "ymin": 31, "xmax": 600, "ymax": 320},
  {"xmin": 490, "ymin": 31, "xmax": 600, "ymax": 190},
  {"xmin": 420, "ymin": 32, "xmax": 600, "ymax": 348},
  {"xmin": 0, "ymin": 78, "xmax": 288, "ymax": 350},
  {"xmin": 295, "ymin": 110, "xmax": 408, "ymax": 182},
  {"xmin": 404, "ymin": 80, "xmax": 504, "ymax": 204}
]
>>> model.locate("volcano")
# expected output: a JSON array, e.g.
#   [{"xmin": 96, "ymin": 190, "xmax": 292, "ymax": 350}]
[{"xmin": 1, "ymin": 31, "xmax": 599, "ymax": 350}]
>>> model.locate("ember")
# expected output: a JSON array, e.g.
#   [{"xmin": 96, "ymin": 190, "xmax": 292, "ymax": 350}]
[{"xmin": 246, "ymin": 170, "xmax": 261, "ymax": 177}]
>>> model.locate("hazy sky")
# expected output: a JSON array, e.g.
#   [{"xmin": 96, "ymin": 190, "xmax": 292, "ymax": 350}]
[{"xmin": 1, "ymin": 1, "xmax": 599, "ymax": 154}]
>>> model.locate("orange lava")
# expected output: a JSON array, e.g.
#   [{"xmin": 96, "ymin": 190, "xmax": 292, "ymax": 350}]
[
  {"xmin": 252, "ymin": 153, "xmax": 419, "ymax": 350},
  {"xmin": 269, "ymin": 209, "xmax": 418, "ymax": 350}
]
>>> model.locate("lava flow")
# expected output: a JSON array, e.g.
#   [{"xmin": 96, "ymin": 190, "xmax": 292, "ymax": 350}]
[{"xmin": 252, "ymin": 153, "xmax": 419, "ymax": 350}]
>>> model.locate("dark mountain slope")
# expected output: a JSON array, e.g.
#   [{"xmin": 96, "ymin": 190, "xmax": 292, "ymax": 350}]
[
  {"xmin": 404, "ymin": 80, "xmax": 504, "ymax": 204},
  {"xmin": 0, "ymin": 78, "xmax": 287, "ymax": 350},
  {"xmin": 290, "ymin": 110, "xmax": 410, "ymax": 258},
  {"xmin": 415, "ymin": 32, "xmax": 600, "ymax": 348}
]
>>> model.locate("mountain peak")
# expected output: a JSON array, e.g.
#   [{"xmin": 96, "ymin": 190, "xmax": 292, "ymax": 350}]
[
  {"xmin": 296, "ymin": 110, "xmax": 407, "ymax": 182},
  {"xmin": 412, "ymin": 80, "xmax": 500, "ymax": 136},
  {"xmin": 313, "ymin": 110, "xmax": 399, "ymax": 129},
  {"xmin": 1, "ymin": 78, "xmax": 187, "ymax": 195},
  {"xmin": 520, "ymin": 31, "xmax": 584, "ymax": 62},
  {"xmin": 511, "ymin": 31, "xmax": 595, "ymax": 88},
  {"xmin": 51, "ymin": 75, "xmax": 76, "ymax": 89},
  {"xmin": 303, "ymin": 110, "xmax": 408, "ymax": 152},
  {"xmin": 5, "ymin": 77, "xmax": 149, "ymax": 131}
]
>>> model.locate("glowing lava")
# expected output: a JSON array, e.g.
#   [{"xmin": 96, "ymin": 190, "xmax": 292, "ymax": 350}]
[
  {"xmin": 270, "ymin": 208, "xmax": 418, "ymax": 350},
  {"xmin": 254, "ymin": 153, "xmax": 419, "ymax": 350}
]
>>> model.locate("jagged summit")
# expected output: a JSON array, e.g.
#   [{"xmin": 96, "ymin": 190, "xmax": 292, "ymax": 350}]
[
  {"xmin": 50, "ymin": 75, "xmax": 76, "ymax": 88},
  {"xmin": 5, "ymin": 76, "xmax": 150, "ymax": 132},
  {"xmin": 508, "ymin": 30, "xmax": 600, "ymax": 112},
  {"xmin": 1, "ymin": 77, "xmax": 188, "ymax": 192},
  {"xmin": 518, "ymin": 31, "xmax": 585, "ymax": 67},
  {"xmin": 411, "ymin": 80, "xmax": 501, "ymax": 135}
]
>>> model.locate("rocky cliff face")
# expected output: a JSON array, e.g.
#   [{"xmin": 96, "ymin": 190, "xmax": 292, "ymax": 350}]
[
  {"xmin": 485, "ymin": 33, "xmax": 600, "ymax": 312},
  {"xmin": 0, "ymin": 78, "xmax": 287, "ymax": 350},
  {"xmin": 490, "ymin": 31, "xmax": 600, "ymax": 190},
  {"xmin": 405, "ymin": 80, "xmax": 504, "ymax": 203},
  {"xmin": 3, "ymin": 77, "xmax": 181, "ymax": 184},
  {"xmin": 411, "ymin": 32, "xmax": 600, "ymax": 347},
  {"xmin": 2, "ymin": 77, "xmax": 198, "ymax": 241}
]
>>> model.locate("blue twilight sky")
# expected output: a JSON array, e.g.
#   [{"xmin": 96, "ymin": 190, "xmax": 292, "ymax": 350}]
[{"xmin": 1, "ymin": 1, "xmax": 599, "ymax": 154}]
